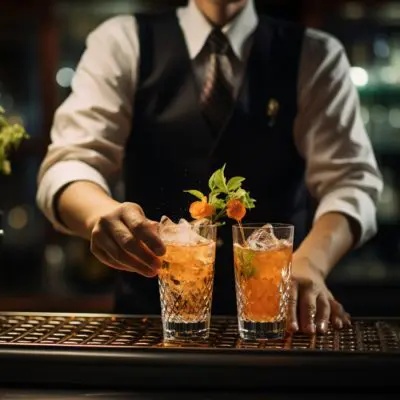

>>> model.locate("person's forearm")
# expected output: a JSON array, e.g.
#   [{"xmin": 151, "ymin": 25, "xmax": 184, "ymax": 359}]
[
  {"xmin": 293, "ymin": 212, "xmax": 356, "ymax": 279},
  {"xmin": 57, "ymin": 181, "xmax": 122, "ymax": 240}
]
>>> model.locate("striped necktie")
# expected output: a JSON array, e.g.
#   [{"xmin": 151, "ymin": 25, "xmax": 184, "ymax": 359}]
[{"xmin": 200, "ymin": 28, "xmax": 235, "ymax": 135}]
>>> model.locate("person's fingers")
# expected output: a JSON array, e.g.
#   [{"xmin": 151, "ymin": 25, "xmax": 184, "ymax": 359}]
[
  {"xmin": 110, "ymin": 221, "xmax": 161, "ymax": 271},
  {"xmin": 91, "ymin": 244, "xmax": 131, "ymax": 272},
  {"xmin": 330, "ymin": 299, "xmax": 348, "ymax": 329},
  {"xmin": 287, "ymin": 280, "xmax": 299, "ymax": 333},
  {"xmin": 326, "ymin": 290, "xmax": 351, "ymax": 327},
  {"xmin": 91, "ymin": 229, "xmax": 156, "ymax": 277},
  {"xmin": 121, "ymin": 253, "xmax": 158, "ymax": 277},
  {"xmin": 130, "ymin": 240, "xmax": 162, "ymax": 271},
  {"xmin": 343, "ymin": 312, "xmax": 352, "ymax": 327},
  {"xmin": 299, "ymin": 286, "xmax": 317, "ymax": 334},
  {"xmin": 315, "ymin": 295, "xmax": 330, "ymax": 334},
  {"xmin": 121, "ymin": 211, "xmax": 166, "ymax": 256}
]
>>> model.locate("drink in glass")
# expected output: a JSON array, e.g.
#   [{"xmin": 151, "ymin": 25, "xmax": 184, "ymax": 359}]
[
  {"xmin": 158, "ymin": 217, "xmax": 217, "ymax": 341},
  {"xmin": 233, "ymin": 223, "xmax": 294, "ymax": 340}
]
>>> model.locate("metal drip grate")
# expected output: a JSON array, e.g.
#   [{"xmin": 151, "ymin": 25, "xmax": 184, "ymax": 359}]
[{"xmin": 0, "ymin": 313, "xmax": 399, "ymax": 352}]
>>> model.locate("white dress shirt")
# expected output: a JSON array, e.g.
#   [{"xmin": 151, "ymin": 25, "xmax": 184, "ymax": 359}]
[{"xmin": 36, "ymin": 0, "xmax": 383, "ymax": 246}]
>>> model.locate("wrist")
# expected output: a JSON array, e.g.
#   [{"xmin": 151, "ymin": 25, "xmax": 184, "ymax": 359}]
[{"xmin": 292, "ymin": 253, "xmax": 327, "ymax": 280}]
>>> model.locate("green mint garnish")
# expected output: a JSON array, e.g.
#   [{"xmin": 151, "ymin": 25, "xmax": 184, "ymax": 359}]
[
  {"xmin": 238, "ymin": 247, "xmax": 256, "ymax": 279},
  {"xmin": 184, "ymin": 164, "xmax": 256, "ymax": 223}
]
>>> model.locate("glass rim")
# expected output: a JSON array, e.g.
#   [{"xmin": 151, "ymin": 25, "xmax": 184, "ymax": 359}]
[
  {"xmin": 158, "ymin": 222, "xmax": 219, "ymax": 229},
  {"xmin": 232, "ymin": 223, "xmax": 294, "ymax": 230},
  {"xmin": 191, "ymin": 223, "xmax": 219, "ymax": 228}
]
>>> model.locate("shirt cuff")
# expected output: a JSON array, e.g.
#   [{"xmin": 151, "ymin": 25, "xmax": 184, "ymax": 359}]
[
  {"xmin": 314, "ymin": 187, "xmax": 378, "ymax": 248},
  {"xmin": 36, "ymin": 160, "xmax": 111, "ymax": 235}
]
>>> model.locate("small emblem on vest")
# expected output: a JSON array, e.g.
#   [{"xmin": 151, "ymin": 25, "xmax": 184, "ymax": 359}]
[{"xmin": 267, "ymin": 98, "xmax": 279, "ymax": 127}]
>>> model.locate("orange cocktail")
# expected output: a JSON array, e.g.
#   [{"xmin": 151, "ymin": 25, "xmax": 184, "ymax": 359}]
[
  {"xmin": 233, "ymin": 224, "xmax": 294, "ymax": 340},
  {"xmin": 158, "ymin": 218, "xmax": 216, "ymax": 341}
]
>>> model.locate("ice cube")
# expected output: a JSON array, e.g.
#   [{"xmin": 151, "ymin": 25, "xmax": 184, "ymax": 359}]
[
  {"xmin": 190, "ymin": 218, "xmax": 212, "ymax": 227},
  {"xmin": 159, "ymin": 216, "xmax": 207, "ymax": 245},
  {"xmin": 247, "ymin": 224, "xmax": 280, "ymax": 251},
  {"xmin": 190, "ymin": 218, "xmax": 213, "ymax": 237},
  {"xmin": 279, "ymin": 239, "xmax": 292, "ymax": 249}
]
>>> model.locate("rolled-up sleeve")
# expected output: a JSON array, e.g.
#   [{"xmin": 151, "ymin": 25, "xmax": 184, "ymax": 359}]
[
  {"xmin": 295, "ymin": 29, "xmax": 384, "ymax": 246},
  {"xmin": 37, "ymin": 16, "xmax": 138, "ymax": 233}
]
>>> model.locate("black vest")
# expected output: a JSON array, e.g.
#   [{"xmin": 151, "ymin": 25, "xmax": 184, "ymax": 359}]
[{"xmin": 115, "ymin": 12, "xmax": 310, "ymax": 315}]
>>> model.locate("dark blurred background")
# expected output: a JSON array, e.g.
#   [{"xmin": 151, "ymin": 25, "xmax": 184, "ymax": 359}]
[{"xmin": 0, "ymin": 0, "xmax": 399, "ymax": 315}]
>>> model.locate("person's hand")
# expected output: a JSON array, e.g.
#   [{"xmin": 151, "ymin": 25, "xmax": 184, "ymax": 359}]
[
  {"xmin": 287, "ymin": 257, "xmax": 351, "ymax": 335},
  {"xmin": 89, "ymin": 202, "xmax": 166, "ymax": 277}
]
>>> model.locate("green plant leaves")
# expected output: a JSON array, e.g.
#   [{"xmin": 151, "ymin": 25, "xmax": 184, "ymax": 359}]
[
  {"xmin": 227, "ymin": 176, "xmax": 245, "ymax": 191},
  {"xmin": 237, "ymin": 247, "xmax": 256, "ymax": 278},
  {"xmin": 184, "ymin": 190, "xmax": 205, "ymax": 201},
  {"xmin": 0, "ymin": 108, "xmax": 29, "ymax": 175},
  {"xmin": 185, "ymin": 163, "xmax": 257, "ymax": 223},
  {"xmin": 208, "ymin": 163, "xmax": 228, "ymax": 193}
]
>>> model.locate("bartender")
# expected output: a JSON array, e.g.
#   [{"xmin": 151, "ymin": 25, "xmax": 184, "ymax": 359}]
[{"xmin": 37, "ymin": 0, "xmax": 382, "ymax": 335}]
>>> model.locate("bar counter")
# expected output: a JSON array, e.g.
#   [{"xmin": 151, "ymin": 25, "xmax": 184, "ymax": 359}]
[{"xmin": 0, "ymin": 312, "xmax": 399, "ymax": 397}]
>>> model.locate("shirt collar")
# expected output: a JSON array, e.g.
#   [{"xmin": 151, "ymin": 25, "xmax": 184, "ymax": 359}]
[{"xmin": 178, "ymin": 0, "xmax": 258, "ymax": 60}]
